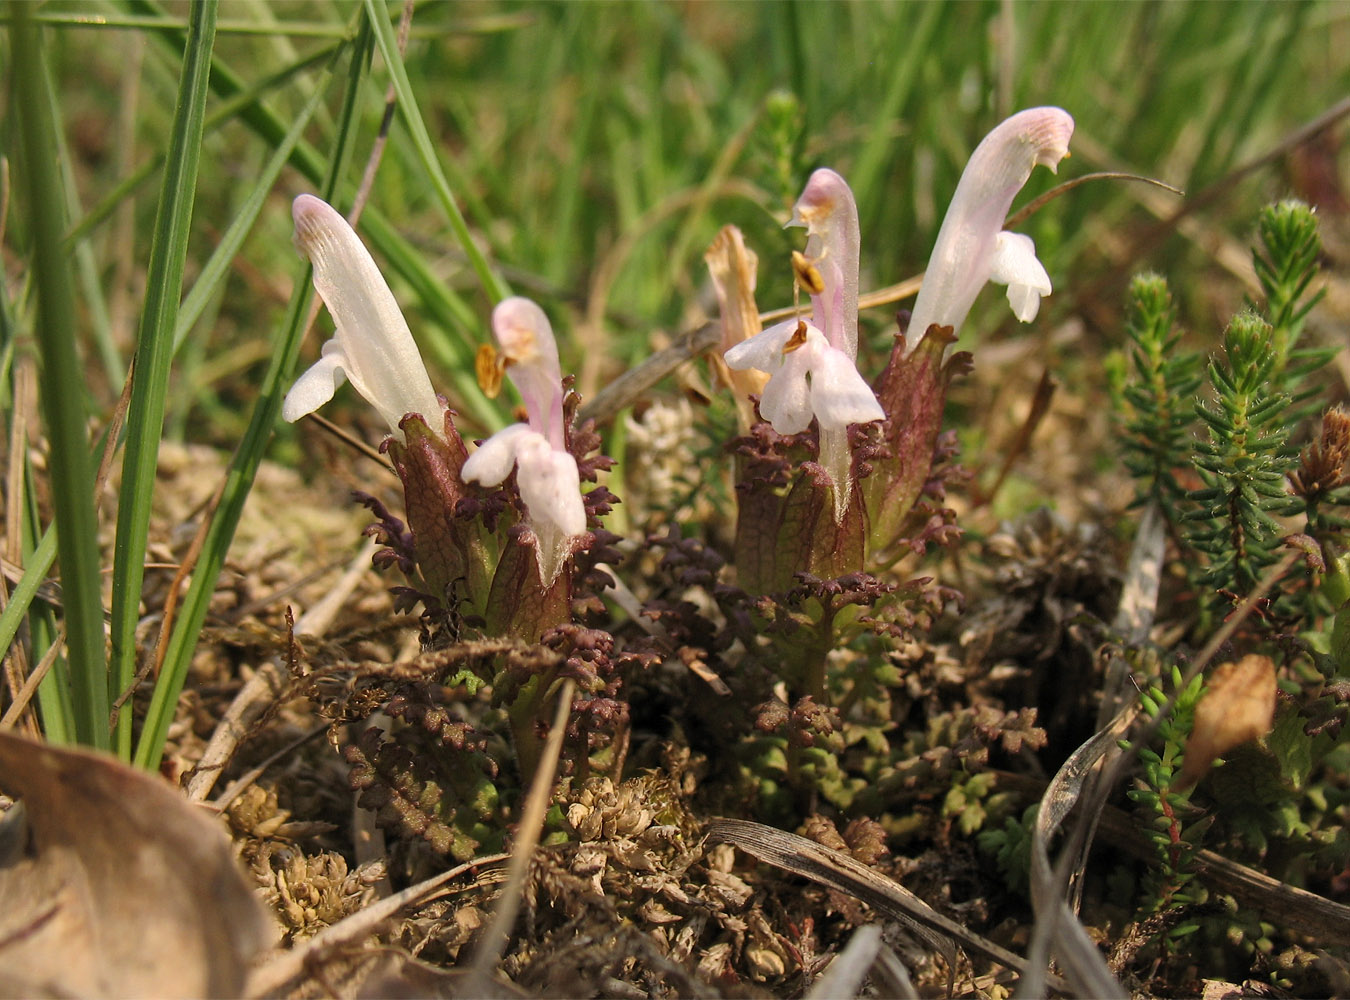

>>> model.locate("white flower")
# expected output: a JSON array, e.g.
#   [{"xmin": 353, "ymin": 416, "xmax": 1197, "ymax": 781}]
[
  {"xmin": 282, "ymin": 195, "xmax": 442, "ymax": 439},
  {"xmin": 723, "ymin": 169, "xmax": 883, "ymax": 522},
  {"xmin": 906, "ymin": 107, "xmax": 1073, "ymax": 349},
  {"xmin": 461, "ymin": 297, "xmax": 586, "ymax": 586},
  {"xmin": 726, "ymin": 318, "xmax": 882, "ymax": 436}
]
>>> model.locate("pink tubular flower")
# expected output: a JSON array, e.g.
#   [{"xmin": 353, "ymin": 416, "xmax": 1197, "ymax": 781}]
[
  {"xmin": 724, "ymin": 168, "xmax": 883, "ymax": 522},
  {"xmin": 461, "ymin": 297, "xmax": 586, "ymax": 587},
  {"xmin": 905, "ymin": 107, "xmax": 1074, "ymax": 350},
  {"xmin": 282, "ymin": 195, "xmax": 443, "ymax": 439}
]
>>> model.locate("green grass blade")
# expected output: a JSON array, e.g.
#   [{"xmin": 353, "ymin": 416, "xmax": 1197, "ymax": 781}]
[
  {"xmin": 173, "ymin": 46, "xmax": 341, "ymax": 354},
  {"xmin": 10, "ymin": 5, "xmax": 110, "ymax": 749},
  {"xmin": 363, "ymin": 0, "xmax": 511, "ymax": 306},
  {"xmin": 20, "ymin": 462, "xmax": 72, "ymax": 745},
  {"xmin": 847, "ymin": 1, "xmax": 944, "ymax": 215},
  {"xmin": 0, "ymin": 519, "xmax": 57, "ymax": 699},
  {"xmin": 133, "ymin": 19, "xmax": 371, "ymax": 772},
  {"xmin": 0, "ymin": 9, "xmax": 358, "ymax": 38},
  {"xmin": 108, "ymin": 0, "xmax": 218, "ymax": 757},
  {"xmin": 0, "ymin": 236, "xmax": 70, "ymax": 743},
  {"xmin": 37, "ymin": 53, "xmax": 122, "ymax": 383}
]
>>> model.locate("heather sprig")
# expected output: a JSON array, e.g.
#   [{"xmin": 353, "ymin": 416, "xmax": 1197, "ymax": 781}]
[
  {"xmin": 1185, "ymin": 310, "xmax": 1300, "ymax": 607},
  {"xmin": 1254, "ymin": 200, "xmax": 1327, "ymax": 377},
  {"xmin": 1111, "ymin": 273, "xmax": 1203, "ymax": 522},
  {"xmin": 1113, "ymin": 202, "xmax": 1335, "ymax": 625},
  {"xmin": 1127, "ymin": 665, "xmax": 1212, "ymax": 935}
]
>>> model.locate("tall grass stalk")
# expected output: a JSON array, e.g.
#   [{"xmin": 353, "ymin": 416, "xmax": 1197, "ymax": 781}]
[
  {"xmin": 38, "ymin": 54, "xmax": 121, "ymax": 384},
  {"xmin": 10, "ymin": 5, "xmax": 110, "ymax": 749},
  {"xmin": 132, "ymin": 20, "xmax": 371, "ymax": 771},
  {"xmin": 108, "ymin": 0, "xmax": 218, "ymax": 758}
]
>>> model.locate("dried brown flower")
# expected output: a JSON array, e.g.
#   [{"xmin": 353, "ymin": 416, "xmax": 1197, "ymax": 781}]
[{"xmin": 1290, "ymin": 407, "xmax": 1350, "ymax": 501}]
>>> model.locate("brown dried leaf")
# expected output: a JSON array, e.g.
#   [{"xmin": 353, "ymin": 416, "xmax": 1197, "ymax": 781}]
[
  {"xmin": 0, "ymin": 732, "xmax": 274, "ymax": 998},
  {"xmin": 1178, "ymin": 653, "xmax": 1278, "ymax": 790}
]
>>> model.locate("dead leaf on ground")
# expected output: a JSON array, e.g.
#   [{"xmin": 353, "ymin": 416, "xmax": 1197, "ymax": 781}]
[
  {"xmin": 1178, "ymin": 653, "xmax": 1278, "ymax": 790},
  {"xmin": 0, "ymin": 731, "xmax": 275, "ymax": 998}
]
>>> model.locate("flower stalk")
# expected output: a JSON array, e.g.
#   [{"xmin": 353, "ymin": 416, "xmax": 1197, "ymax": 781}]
[
  {"xmin": 282, "ymin": 197, "xmax": 591, "ymax": 639},
  {"xmin": 865, "ymin": 106, "xmax": 1073, "ymax": 557}
]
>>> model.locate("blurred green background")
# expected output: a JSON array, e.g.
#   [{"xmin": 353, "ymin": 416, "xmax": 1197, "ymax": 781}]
[{"xmin": 8, "ymin": 0, "xmax": 1349, "ymax": 442}]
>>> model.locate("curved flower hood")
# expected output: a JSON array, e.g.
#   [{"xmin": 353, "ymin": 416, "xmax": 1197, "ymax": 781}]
[
  {"xmin": 906, "ymin": 107, "xmax": 1074, "ymax": 348},
  {"xmin": 461, "ymin": 297, "xmax": 586, "ymax": 587},
  {"xmin": 282, "ymin": 195, "xmax": 442, "ymax": 439}
]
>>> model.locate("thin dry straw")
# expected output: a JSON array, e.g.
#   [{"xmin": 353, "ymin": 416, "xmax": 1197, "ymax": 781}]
[{"xmin": 464, "ymin": 678, "xmax": 578, "ymax": 996}]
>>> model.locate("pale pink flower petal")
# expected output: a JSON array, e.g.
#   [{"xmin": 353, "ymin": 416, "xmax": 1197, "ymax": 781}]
[
  {"xmin": 281, "ymin": 343, "xmax": 345, "ymax": 423},
  {"xmin": 284, "ymin": 195, "xmax": 442, "ymax": 438},
  {"xmin": 516, "ymin": 436, "xmax": 587, "ymax": 539},
  {"xmin": 461, "ymin": 423, "xmax": 534, "ymax": 487},
  {"xmin": 791, "ymin": 168, "xmax": 861, "ymax": 357},
  {"xmin": 906, "ymin": 107, "xmax": 1073, "ymax": 347},
  {"xmin": 723, "ymin": 169, "xmax": 883, "ymax": 524},
  {"xmin": 469, "ymin": 297, "xmax": 589, "ymax": 585},
  {"xmin": 989, "ymin": 231, "xmax": 1052, "ymax": 322},
  {"xmin": 493, "ymin": 297, "xmax": 566, "ymax": 449},
  {"xmin": 810, "ymin": 342, "xmax": 887, "ymax": 431},
  {"xmin": 756, "ymin": 330, "xmax": 818, "ymax": 435},
  {"xmin": 724, "ymin": 318, "xmax": 798, "ymax": 375}
]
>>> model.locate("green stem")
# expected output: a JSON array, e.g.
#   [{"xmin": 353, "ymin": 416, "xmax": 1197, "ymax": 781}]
[
  {"xmin": 506, "ymin": 670, "xmax": 559, "ymax": 789},
  {"xmin": 803, "ymin": 602, "xmax": 839, "ymax": 706}
]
